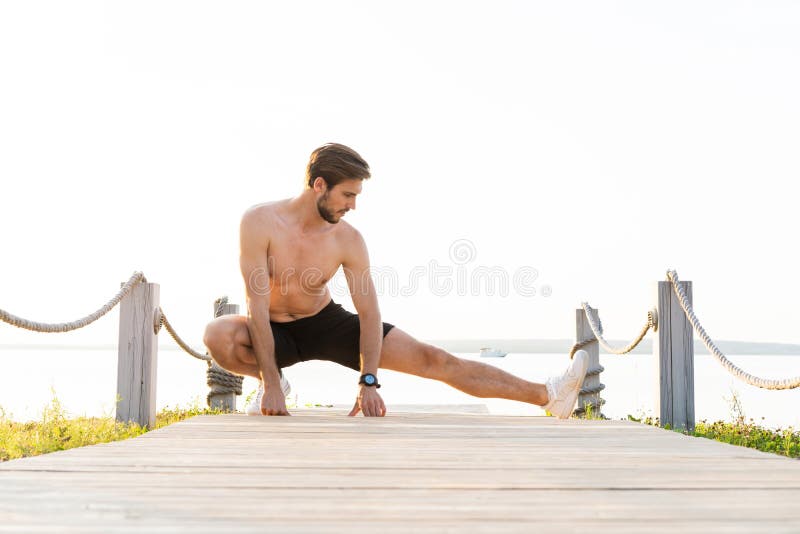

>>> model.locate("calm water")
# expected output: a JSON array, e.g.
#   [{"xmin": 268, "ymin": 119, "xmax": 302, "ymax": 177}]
[{"xmin": 2, "ymin": 347, "xmax": 799, "ymax": 429}]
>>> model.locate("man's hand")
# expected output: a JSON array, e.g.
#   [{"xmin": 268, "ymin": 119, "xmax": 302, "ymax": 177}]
[
  {"xmin": 260, "ymin": 386, "xmax": 290, "ymax": 416},
  {"xmin": 348, "ymin": 385, "xmax": 386, "ymax": 417}
]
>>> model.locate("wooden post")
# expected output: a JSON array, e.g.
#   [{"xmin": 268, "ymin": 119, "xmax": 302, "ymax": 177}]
[
  {"xmin": 654, "ymin": 280, "xmax": 695, "ymax": 431},
  {"xmin": 208, "ymin": 301, "xmax": 240, "ymax": 411},
  {"xmin": 116, "ymin": 281, "xmax": 160, "ymax": 429},
  {"xmin": 575, "ymin": 308, "xmax": 602, "ymax": 416}
]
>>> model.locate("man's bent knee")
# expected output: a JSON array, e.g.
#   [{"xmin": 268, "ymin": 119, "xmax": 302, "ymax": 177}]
[
  {"xmin": 203, "ymin": 318, "xmax": 239, "ymax": 367},
  {"xmin": 202, "ymin": 320, "xmax": 222, "ymax": 353}
]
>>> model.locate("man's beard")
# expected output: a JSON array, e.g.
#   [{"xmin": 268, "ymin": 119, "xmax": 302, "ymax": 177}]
[{"xmin": 316, "ymin": 192, "xmax": 340, "ymax": 224}]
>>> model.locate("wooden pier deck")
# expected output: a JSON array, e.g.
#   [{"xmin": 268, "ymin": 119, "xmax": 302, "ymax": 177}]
[{"xmin": 2, "ymin": 409, "xmax": 800, "ymax": 533}]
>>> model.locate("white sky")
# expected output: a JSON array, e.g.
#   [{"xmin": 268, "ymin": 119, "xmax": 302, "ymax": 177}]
[{"xmin": 1, "ymin": 1, "xmax": 799, "ymax": 349}]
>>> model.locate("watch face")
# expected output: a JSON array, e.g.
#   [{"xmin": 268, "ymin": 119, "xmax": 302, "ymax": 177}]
[{"xmin": 364, "ymin": 374, "xmax": 376, "ymax": 385}]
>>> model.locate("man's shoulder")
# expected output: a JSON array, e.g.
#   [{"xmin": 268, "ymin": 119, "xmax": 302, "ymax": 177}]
[
  {"xmin": 334, "ymin": 222, "xmax": 368, "ymax": 265},
  {"xmin": 335, "ymin": 219, "xmax": 363, "ymax": 243},
  {"xmin": 242, "ymin": 200, "xmax": 289, "ymax": 223}
]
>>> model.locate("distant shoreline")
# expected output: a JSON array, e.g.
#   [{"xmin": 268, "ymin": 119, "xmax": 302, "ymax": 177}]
[{"xmin": 3, "ymin": 339, "xmax": 800, "ymax": 355}]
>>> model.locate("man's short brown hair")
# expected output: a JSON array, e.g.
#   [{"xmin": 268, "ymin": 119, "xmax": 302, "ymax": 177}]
[{"xmin": 306, "ymin": 143, "xmax": 371, "ymax": 189}]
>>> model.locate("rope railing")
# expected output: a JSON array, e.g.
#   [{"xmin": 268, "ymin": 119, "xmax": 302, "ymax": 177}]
[
  {"xmin": 0, "ymin": 270, "xmax": 212, "ymax": 363},
  {"xmin": 8, "ymin": 267, "xmax": 797, "ymax": 417},
  {"xmin": 156, "ymin": 309, "xmax": 211, "ymax": 362},
  {"xmin": 0, "ymin": 272, "xmax": 262, "ymax": 409},
  {"xmin": 0, "ymin": 271, "xmax": 146, "ymax": 333},
  {"xmin": 569, "ymin": 304, "xmax": 657, "ymax": 359},
  {"xmin": 667, "ymin": 269, "xmax": 800, "ymax": 390}
]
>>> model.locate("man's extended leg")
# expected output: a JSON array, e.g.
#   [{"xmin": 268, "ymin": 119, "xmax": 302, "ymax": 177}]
[{"xmin": 379, "ymin": 327, "xmax": 550, "ymax": 405}]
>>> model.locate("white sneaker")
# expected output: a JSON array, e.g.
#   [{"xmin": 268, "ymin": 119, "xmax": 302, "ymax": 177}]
[
  {"xmin": 543, "ymin": 350, "xmax": 589, "ymax": 419},
  {"xmin": 245, "ymin": 375, "xmax": 292, "ymax": 416}
]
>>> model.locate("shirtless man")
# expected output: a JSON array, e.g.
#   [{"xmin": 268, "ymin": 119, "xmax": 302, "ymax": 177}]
[{"xmin": 203, "ymin": 143, "xmax": 589, "ymax": 417}]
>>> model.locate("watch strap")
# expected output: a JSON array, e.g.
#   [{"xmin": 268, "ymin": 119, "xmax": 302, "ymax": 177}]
[{"xmin": 358, "ymin": 373, "xmax": 381, "ymax": 388}]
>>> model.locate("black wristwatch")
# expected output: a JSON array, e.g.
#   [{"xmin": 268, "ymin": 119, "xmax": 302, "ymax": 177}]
[{"xmin": 359, "ymin": 373, "xmax": 381, "ymax": 388}]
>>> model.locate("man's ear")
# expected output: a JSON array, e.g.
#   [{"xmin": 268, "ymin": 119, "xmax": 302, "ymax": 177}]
[{"xmin": 313, "ymin": 177, "xmax": 327, "ymax": 192}]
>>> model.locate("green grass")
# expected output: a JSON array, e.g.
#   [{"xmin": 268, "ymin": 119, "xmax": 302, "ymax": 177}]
[
  {"xmin": 0, "ymin": 392, "xmax": 225, "ymax": 462},
  {"xmin": 627, "ymin": 414, "xmax": 800, "ymax": 459},
  {"xmin": 577, "ymin": 401, "xmax": 606, "ymax": 420},
  {"xmin": 692, "ymin": 418, "xmax": 799, "ymax": 458},
  {"xmin": 627, "ymin": 390, "xmax": 800, "ymax": 459},
  {"xmin": 2, "ymin": 388, "xmax": 336, "ymax": 463}
]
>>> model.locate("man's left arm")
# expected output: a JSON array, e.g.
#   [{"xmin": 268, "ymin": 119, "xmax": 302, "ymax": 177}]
[{"xmin": 343, "ymin": 230, "xmax": 386, "ymax": 417}]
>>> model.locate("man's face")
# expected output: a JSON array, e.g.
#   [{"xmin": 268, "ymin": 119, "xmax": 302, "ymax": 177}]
[{"xmin": 316, "ymin": 179, "xmax": 362, "ymax": 224}]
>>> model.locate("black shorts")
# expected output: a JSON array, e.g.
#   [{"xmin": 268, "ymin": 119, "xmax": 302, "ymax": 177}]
[{"xmin": 270, "ymin": 300, "xmax": 395, "ymax": 371}]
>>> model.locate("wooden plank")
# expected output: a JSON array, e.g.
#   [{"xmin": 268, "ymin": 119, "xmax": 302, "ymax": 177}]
[
  {"xmin": 2, "ymin": 412, "xmax": 800, "ymax": 532},
  {"xmin": 116, "ymin": 281, "xmax": 159, "ymax": 428}
]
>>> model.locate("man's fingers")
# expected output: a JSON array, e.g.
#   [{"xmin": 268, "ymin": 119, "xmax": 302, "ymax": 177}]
[
  {"xmin": 354, "ymin": 394, "xmax": 386, "ymax": 417},
  {"xmin": 349, "ymin": 391, "xmax": 387, "ymax": 417},
  {"xmin": 364, "ymin": 401, "xmax": 382, "ymax": 417}
]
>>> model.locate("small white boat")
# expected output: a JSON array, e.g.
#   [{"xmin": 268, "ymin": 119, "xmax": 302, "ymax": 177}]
[{"xmin": 479, "ymin": 347, "xmax": 508, "ymax": 358}]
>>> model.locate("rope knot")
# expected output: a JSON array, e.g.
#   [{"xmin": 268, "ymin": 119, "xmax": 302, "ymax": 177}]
[{"xmin": 206, "ymin": 360, "xmax": 244, "ymax": 405}]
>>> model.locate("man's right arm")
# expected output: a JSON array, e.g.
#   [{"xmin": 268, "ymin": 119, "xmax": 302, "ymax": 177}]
[{"xmin": 240, "ymin": 209, "xmax": 288, "ymax": 415}]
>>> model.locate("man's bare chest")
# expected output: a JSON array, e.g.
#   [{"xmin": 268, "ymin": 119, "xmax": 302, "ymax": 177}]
[{"xmin": 267, "ymin": 231, "xmax": 342, "ymax": 288}]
